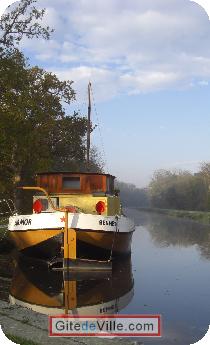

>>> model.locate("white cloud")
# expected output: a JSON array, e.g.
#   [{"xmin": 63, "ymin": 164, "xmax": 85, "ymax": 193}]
[
  {"xmin": 17, "ymin": 0, "xmax": 210, "ymax": 99},
  {"xmin": 121, "ymin": 71, "xmax": 180, "ymax": 93},
  {"xmin": 52, "ymin": 66, "xmax": 121, "ymax": 102}
]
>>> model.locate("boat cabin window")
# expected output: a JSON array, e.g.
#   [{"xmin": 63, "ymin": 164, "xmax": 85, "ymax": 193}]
[{"xmin": 62, "ymin": 177, "xmax": 81, "ymax": 190}]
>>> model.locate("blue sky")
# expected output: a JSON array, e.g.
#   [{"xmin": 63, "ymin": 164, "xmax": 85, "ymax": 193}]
[{"xmin": 4, "ymin": 0, "xmax": 210, "ymax": 187}]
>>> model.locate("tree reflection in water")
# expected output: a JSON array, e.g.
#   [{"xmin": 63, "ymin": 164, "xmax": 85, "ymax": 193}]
[{"xmin": 138, "ymin": 212, "xmax": 210, "ymax": 260}]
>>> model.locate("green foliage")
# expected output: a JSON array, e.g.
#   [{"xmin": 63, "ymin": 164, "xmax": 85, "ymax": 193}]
[
  {"xmin": 149, "ymin": 167, "xmax": 209, "ymax": 211},
  {"xmin": 0, "ymin": 50, "xmax": 102, "ymax": 198},
  {"xmin": 0, "ymin": 0, "xmax": 52, "ymax": 56}
]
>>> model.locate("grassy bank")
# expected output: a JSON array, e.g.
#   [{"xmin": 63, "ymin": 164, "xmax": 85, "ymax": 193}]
[{"xmin": 138, "ymin": 207, "xmax": 210, "ymax": 225}]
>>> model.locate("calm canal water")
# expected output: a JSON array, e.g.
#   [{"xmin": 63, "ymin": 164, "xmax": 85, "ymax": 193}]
[
  {"xmin": 125, "ymin": 209, "xmax": 210, "ymax": 345},
  {"xmin": 1, "ymin": 208, "xmax": 210, "ymax": 345}
]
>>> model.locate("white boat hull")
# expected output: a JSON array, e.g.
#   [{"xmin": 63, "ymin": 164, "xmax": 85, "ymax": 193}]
[{"xmin": 8, "ymin": 213, "xmax": 135, "ymax": 260}]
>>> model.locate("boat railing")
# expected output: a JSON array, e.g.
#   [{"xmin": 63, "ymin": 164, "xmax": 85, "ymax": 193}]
[{"xmin": 18, "ymin": 186, "xmax": 60, "ymax": 212}]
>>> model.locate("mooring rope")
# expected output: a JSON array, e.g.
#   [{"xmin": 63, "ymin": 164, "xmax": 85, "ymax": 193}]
[{"xmin": 109, "ymin": 215, "xmax": 119, "ymax": 261}]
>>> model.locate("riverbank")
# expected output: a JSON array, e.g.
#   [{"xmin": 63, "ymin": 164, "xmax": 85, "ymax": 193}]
[
  {"xmin": 6, "ymin": 333, "xmax": 41, "ymax": 345},
  {"xmin": 138, "ymin": 207, "xmax": 210, "ymax": 225},
  {"xmin": 0, "ymin": 300, "xmax": 135, "ymax": 345},
  {"xmin": 0, "ymin": 226, "xmax": 14, "ymax": 254}
]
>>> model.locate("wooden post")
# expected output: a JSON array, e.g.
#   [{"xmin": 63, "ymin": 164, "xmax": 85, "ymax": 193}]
[
  {"xmin": 64, "ymin": 280, "xmax": 77, "ymax": 314},
  {"xmin": 64, "ymin": 211, "xmax": 77, "ymax": 265},
  {"xmin": 63, "ymin": 210, "xmax": 77, "ymax": 314}
]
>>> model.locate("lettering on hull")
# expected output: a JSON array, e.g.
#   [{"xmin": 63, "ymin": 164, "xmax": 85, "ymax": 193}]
[
  {"xmin": 9, "ymin": 213, "xmax": 134, "ymax": 233},
  {"xmin": 99, "ymin": 220, "xmax": 117, "ymax": 227},
  {"xmin": 15, "ymin": 219, "xmax": 32, "ymax": 226}
]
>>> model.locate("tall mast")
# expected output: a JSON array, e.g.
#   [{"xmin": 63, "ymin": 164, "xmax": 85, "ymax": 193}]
[{"xmin": 87, "ymin": 82, "xmax": 91, "ymax": 171}]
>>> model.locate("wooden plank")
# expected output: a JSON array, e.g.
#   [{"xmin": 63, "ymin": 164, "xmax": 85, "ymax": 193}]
[{"xmin": 64, "ymin": 211, "xmax": 77, "ymax": 261}]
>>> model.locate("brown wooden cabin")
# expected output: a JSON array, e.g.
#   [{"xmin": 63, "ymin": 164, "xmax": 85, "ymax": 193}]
[{"xmin": 36, "ymin": 172, "xmax": 115, "ymax": 195}]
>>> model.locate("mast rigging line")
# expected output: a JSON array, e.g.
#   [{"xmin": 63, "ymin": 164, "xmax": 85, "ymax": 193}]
[
  {"xmin": 87, "ymin": 82, "xmax": 91, "ymax": 171},
  {"xmin": 89, "ymin": 83, "xmax": 109, "ymax": 174}
]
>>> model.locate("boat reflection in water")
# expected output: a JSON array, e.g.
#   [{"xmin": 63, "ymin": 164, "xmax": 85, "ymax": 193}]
[{"xmin": 9, "ymin": 255, "xmax": 134, "ymax": 315}]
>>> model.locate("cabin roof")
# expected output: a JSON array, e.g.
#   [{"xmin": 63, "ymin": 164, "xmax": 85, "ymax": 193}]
[{"xmin": 36, "ymin": 171, "xmax": 115, "ymax": 178}]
